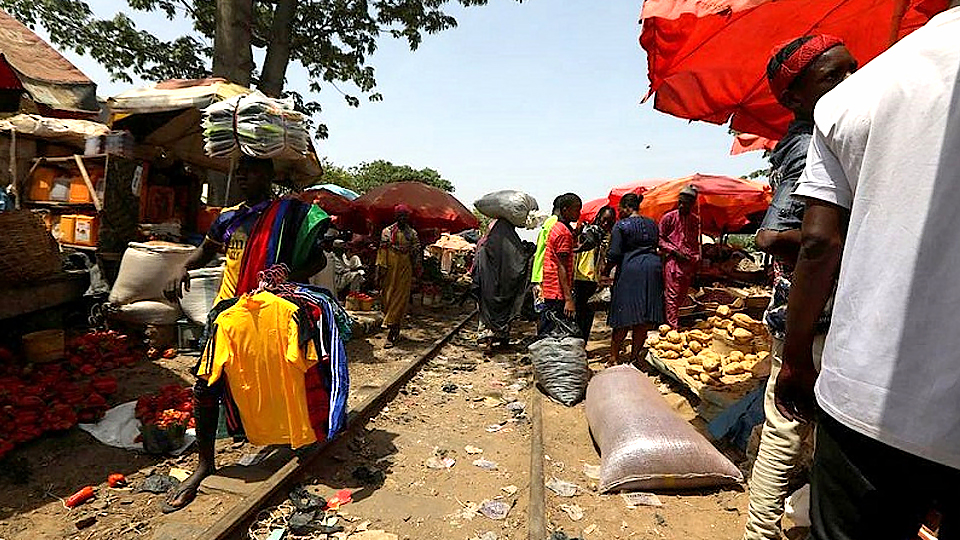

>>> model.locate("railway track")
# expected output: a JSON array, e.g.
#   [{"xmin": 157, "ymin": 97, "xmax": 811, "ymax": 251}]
[{"xmin": 188, "ymin": 307, "xmax": 546, "ymax": 540}]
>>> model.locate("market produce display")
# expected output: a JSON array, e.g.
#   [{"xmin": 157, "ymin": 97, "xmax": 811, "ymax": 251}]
[
  {"xmin": 202, "ymin": 92, "xmax": 310, "ymax": 160},
  {"xmin": 134, "ymin": 384, "xmax": 195, "ymax": 453},
  {"xmin": 0, "ymin": 331, "xmax": 138, "ymax": 459},
  {"xmin": 646, "ymin": 305, "xmax": 771, "ymax": 390}
]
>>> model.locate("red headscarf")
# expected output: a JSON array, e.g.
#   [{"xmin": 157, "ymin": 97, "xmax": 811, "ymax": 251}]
[{"xmin": 767, "ymin": 35, "xmax": 844, "ymax": 103}]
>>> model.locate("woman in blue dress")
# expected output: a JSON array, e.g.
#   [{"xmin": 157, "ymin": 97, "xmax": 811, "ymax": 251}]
[{"xmin": 602, "ymin": 193, "xmax": 665, "ymax": 366}]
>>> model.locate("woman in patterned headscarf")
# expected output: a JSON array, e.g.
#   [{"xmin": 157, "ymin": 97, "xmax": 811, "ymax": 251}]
[{"xmin": 377, "ymin": 204, "xmax": 421, "ymax": 347}]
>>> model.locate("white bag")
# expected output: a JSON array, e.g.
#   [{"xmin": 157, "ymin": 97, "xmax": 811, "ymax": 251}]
[
  {"xmin": 112, "ymin": 300, "xmax": 182, "ymax": 325},
  {"xmin": 179, "ymin": 266, "xmax": 224, "ymax": 325},
  {"xmin": 475, "ymin": 190, "xmax": 539, "ymax": 228},
  {"xmin": 108, "ymin": 242, "xmax": 195, "ymax": 305}
]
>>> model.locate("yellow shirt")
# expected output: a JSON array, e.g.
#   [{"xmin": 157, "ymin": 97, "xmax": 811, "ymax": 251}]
[
  {"xmin": 206, "ymin": 202, "xmax": 266, "ymax": 305},
  {"xmin": 198, "ymin": 292, "xmax": 318, "ymax": 448}
]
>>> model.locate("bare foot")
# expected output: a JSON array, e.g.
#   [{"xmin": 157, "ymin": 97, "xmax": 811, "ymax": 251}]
[{"xmin": 162, "ymin": 463, "xmax": 214, "ymax": 513}]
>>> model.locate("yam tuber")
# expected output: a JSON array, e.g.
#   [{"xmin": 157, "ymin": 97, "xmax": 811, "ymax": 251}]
[
  {"xmin": 666, "ymin": 330, "xmax": 682, "ymax": 344},
  {"xmin": 658, "ymin": 324, "xmax": 672, "ymax": 335},
  {"xmin": 702, "ymin": 355, "xmax": 721, "ymax": 372},
  {"xmin": 659, "ymin": 350, "xmax": 680, "ymax": 360},
  {"xmin": 688, "ymin": 341, "xmax": 703, "ymax": 354},
  {"xmin": 717, "ymin": 305, "xmax": 732, "ymax": 317},
  {"xmin": 682, "ymin": 348, "xmax": 695, "ymax": 358},
  {"xmin": 732, "ymin": 327, "xmax": 754, "ymax": 342}
]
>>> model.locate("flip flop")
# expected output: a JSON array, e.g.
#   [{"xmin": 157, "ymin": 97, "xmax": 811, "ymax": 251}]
[{"xmin": 384, "ymin": 340, "xmax": 396, "ymax": 349}]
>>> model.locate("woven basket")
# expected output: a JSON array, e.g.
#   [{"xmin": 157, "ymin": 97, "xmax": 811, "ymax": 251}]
[{"xmin": 0, "ymin": 211, "xmax": 63, "ymax": 285}]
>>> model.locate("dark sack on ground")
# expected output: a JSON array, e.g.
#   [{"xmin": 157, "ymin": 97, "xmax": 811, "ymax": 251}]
[
  {"xmin": 586, "ymin": 365, "xmax": 743, "ymax": 492},
  {"xmin": 529, "ymin": 333, "xmax": 590, "ymax": 407}
]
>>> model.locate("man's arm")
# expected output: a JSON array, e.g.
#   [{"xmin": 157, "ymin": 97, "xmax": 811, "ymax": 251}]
[
  {"xmin": 756, "ymin": 229, "xmax": 803, "ymax": 261},
  {"xmin": 775, "ymin": 199, "xmax": 847, "ymax": 422},
  {"xmin": 171, "ymin": 238, "xmax": 221, "ymax": 298},
  {"xmin": 658, "ymin": 214, "xmax": 686, "ymax": 259},
  {"xmin": 555, "ymin": 251, "xmax": 575, "ymax": 318}
]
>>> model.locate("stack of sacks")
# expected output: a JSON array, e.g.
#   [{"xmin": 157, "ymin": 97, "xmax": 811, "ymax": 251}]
[
  {"xmin": 203, "ymin": 92, "xmax": 309, "ymax": 160},
  {"xmin": 108, "ymin": 242, "xmax": 195, "ymax": 325}
]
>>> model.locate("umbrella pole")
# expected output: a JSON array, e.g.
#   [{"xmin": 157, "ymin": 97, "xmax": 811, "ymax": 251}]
[{"xmin": 224, "ymin": 155, "xmax": 236, "ymax": 206}]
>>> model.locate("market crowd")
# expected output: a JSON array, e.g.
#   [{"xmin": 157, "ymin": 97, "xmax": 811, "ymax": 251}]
[{"xmin": 474, "ymin": 5, "xmax": 960, "ymax": 539}]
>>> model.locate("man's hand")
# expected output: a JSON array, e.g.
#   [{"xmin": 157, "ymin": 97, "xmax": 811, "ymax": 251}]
[
  {"xmin": 164, "ymin": 268, "xmax": 191, "ymax": 301},
  {"xmin": 775, "ymin": 350, "xmax": 818, "ymax": 422},
  {"xmin": 564, "ymin": 298, "xmax": 576, "ymax": 318}
]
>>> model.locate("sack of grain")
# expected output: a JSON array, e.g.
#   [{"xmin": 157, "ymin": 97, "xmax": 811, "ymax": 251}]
[
  {"xmin": 474, "ymin": 190, "xmax": 539, "ymax": 228},
  {"xmin": 586, "ymin": 365, "xmax": 743, "ymax": 492},
  {"xmin": 112, "ymin": 300, "xmax": 182, "ymax": 325},
  {"xmin": 108, "ymin": 242, "xmax": 195, "ymax": 305},
  {"xmin": 179, "ymin": 266, "xmax": 224, "ymax": 325}
]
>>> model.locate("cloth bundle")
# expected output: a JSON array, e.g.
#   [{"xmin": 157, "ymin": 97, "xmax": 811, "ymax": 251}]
[
  {"xmin": 475, "ymin": 190, "xmax": 540, "ymax": 229},
  {"xmin": 203, "ymin": 92, "xmax": 310, "ymax": 160}
]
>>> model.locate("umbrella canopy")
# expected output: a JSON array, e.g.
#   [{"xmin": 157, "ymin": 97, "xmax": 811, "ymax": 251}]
[
  {"xmin": 297, "ymin": 187, "xmax": 355, "ymax": 216},
  {"xmin": 313, "ymin": 184, "xmax": 359, "ymax": 200},
  {"xmin": 428, "ymin": 233, "xmax": 475, "ymax": 255},
  {"xmin": 640, "ymin": 174, "xmax": 772, "ymax": 235},
  {"xmin": 608, "ymin": 178, "xmax": 671, "ymax": 208},
  {"xmin": 640, "ymin": 0, "xmax": 947, "ymax": 141},
  {"xmin": 353, "ymin": 182, "xmax": 479, "ymax": 233},
  {"xmin": 580, "ymin": 197, "xmax": 613, "ymax": 224}
]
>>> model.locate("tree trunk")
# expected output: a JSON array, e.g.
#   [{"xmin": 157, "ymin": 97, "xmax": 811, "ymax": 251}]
[
  {"xmin": 213, "ymin": 0, "xmax": 254, "ymax": 86},
  {"xmin": 258, "ymin": 0, "xmax": 297, "ymax": 97}
]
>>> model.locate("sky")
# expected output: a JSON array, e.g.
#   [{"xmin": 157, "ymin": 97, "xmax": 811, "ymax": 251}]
[{"xmin": 45, "ymin": 0, "xmax": 767, "ymax": 216}]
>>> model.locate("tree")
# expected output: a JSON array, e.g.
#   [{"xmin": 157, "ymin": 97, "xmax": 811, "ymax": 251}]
[
  {"xmin": 3, "ymin": 0, "xmax": 503, "ymax": 135},
  {"xmin": 320, "ymin": 159, "xmax": 455, "ymax": 194}
]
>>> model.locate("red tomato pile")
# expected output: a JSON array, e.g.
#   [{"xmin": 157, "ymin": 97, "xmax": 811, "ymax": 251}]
[
  {"xmin": 0, "ymin": 331, "xmax": 143, "ymax": 460},
  {"xmin": 135, "ymin": 385, "xmax": 195, "ymax": 431},
  {"xmin": 346, "ymin": 292, "xmax": 375, "ymax": 302}
]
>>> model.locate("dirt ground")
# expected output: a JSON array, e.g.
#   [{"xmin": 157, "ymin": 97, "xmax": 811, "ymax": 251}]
[
  {"xmin": 0, "ymin": 305, "xmax": 471, "ymax": 540},
  {"xmin": 250, "ymin": 317, "xmax": 757, "ymax": 540},
  {"xmin": 1, "ymin": 304, "xmax": 771, "ymax": 540}
]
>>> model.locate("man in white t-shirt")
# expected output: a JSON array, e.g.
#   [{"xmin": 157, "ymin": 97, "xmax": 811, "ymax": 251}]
[{"xmin": 776, "ymin": 4, "xmax": 960, "ymax": 539}]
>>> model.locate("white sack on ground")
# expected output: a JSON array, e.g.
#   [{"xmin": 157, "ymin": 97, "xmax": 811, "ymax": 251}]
[
  {"xmin": 113, "ymin": 300, "xmax": 183, "ymax": 325},
  {"xmin": 586, "ymin": 365, "xmax": 743, "ymax": 492},
  {"xmin": 180, "ymin": 266, "xmax": 224, "ymax": 325},
  {"xmin": 108, "ymin": 242, "xmax": 195, "ymax": 305}
]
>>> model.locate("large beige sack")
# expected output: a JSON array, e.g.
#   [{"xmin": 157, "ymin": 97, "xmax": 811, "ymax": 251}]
[
  {"xmin": 112, "ymin": 300, "xmax": 182, "ymax": 325},
  {"xmin": 179, "ymin": 266, "xmax": 224, "ymax": 325},
  {"xmin": 586, "ymin": 365, "xmax": 743, "ymax": 492},
  {"xmin": 108, "ymin": 242, "xmax": 195, "ymax": 305}
]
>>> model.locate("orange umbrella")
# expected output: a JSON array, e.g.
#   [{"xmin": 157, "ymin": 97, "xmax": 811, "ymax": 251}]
[
  {"xmin": 640, "ymin": 0, "xmax": 947, "ymax": 141},
  {"xmin": 353, "ymin": 182, "xmax": 479, "ymax": 233},
  {"xmin": 640, "ymin": 174, "xmax": 771, "ymax": 235}
]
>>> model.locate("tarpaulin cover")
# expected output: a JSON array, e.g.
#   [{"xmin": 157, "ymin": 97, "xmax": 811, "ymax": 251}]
[
  {"xmin": 609, "ymin": 178, "xmax": 670, "ymax": 209},
  {"xmin": 0, "ymin": 10, "xmax": 98, "ymax": 113},
  {"xmin": 640, "ymin": 0, "xmax": 948, "ymax": 141},
  {"xmin": 639, "ymin": 174, "xmax": 771, "ymax": 235},
  {"xmin": 352, "ymin": 182, "xmax": 479, "ymax": 233},
  {"xmin": 0, "ymin": 114, "xmax": 109, "ymax": 146}
]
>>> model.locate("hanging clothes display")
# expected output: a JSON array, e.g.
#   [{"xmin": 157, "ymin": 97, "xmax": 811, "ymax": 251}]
[{"xmin": 198, "ymin": 266, "xmax": 350, "ymax": 448}]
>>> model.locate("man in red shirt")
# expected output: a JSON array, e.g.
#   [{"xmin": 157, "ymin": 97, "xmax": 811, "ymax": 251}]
[
  {"xmin": 659, "ymin": 185, "xmax": 701, "ymax": 328},
  {"xmin": 539, "ymin": 193, "xmax": 582, "ymax": 336}
]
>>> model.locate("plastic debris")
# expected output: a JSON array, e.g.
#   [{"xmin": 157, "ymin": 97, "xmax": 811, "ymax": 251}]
[
  {"xmin": 546, "ymin": 478, "xmax": 580, "ymax": 497},
  {"xmin": 621, "ymin": 492, "xmax": 663, "ymax": 508},
  {"xmin": 472, "ymin": 532, "xmax": 499, "ymax": 540},
  {"xmin": 501, "ymin": 485, "xmax": 519, "ymax": 496},
  {"xmin": 582, "ymin": 464, "xmax": 601, "ymax": 480},
  {"xmin": 168, "ymin": 468, "xmax": 191, "ymax": 482},
  {"xmin": 560, "ymin": 503, "xmax": 584, "ymax": 521},
  {"xmin": 325, "ymin": 489, "xmax": 353, "ymax": 510},
  {"xmin": 289, "ymin": 485, "xmax": 325, "ymax": 512},
  {"xmin": 583, "ymin": 524, "xmax": 599, "ymax": 535},
  {"xmin": 425, "ymin": 456, "xmax": 456, "ymax": 469},
  {"xmin": 486, "ymin": 424, "xmax": 506, "ymax": 433},
  {"xmin": 138, "ymin": 474, "xmax": 180, "ymax": 494},
  {"xmin": 479, "ymin": 500, "xmax": 511, "ymax": 520},
  {"xmin": 473, "ymin": 459, "xmax": 498, "ymax": 471},
  {"xmin": 465, "ymin": 445, "xmax": 484, "ymax": 455}
]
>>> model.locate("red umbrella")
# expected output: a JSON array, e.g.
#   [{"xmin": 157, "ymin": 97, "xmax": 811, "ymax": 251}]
[
  {"xmin": 608, "ymin": 178, "xmax": 670, "ymax": 208},
  {"xmin": 580, "ymin": 197, "xmax": 612, "ymax": 224},
  {"xmin": 639, "ymin": 174, "xmax": 772, "ymax": 235},
  {"xmin": 297, "ymin": 188, "xmax": 354, "ymax": 216},
  {"xmin": 353, "ymin": 182, "xmax": 479, "ymax": 233},
  {"xmin": 640, "ymin": 0, "xmax": 947, "ymax": 141}
]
